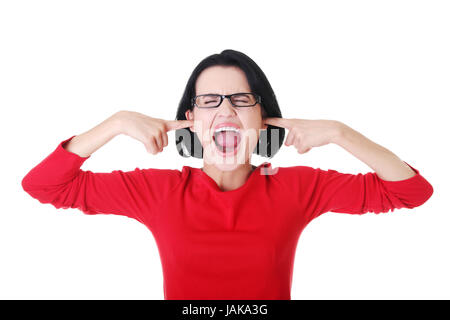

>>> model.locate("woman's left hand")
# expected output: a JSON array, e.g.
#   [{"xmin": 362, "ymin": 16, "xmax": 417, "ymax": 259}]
[{"xmin": 263, "ymin": 118, "xmax": 343, "ymax": 154}]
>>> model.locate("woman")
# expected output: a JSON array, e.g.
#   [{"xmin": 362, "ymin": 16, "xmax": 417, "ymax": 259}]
[{"xmin": 22, "ymin": 49, "xmax": 434, "ymax": 300}]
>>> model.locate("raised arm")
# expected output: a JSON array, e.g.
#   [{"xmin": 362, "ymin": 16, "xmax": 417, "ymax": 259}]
[
  {"xmin": 21, "ymin": 111, "xmax": 193, "ymax": 228},
  {"xmin": 62, "ymin": 111, "xmax": 122, "ymax": 158},
  {"xmin": 264, "ymin": 117, "xmax": 434, "ymax": 221}
]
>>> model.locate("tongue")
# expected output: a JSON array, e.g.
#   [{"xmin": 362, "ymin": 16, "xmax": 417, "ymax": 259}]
[{"xmin": 216, "ymin": 131, "xmax": 241, "ymax": 148}]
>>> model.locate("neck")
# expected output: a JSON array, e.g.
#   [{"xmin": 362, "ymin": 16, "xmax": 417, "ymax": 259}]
[{"xmin": 201, "ymin": 161, "xmax": 256, "ymax": 192}]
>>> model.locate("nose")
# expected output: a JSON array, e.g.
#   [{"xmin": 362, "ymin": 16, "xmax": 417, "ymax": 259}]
[{"xmin": 216, "ymin": 97, "xmax": 237, "ymax": 116}]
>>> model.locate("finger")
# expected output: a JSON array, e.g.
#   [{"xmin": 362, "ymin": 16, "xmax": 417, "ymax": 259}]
[
  {"xmin": 155, "ymin": 133, "xmax": 163, "ymax": 151},
  {"xmin": 293, "ymin": 135, "xmax": 303, "ymax": 151},
  {"xmin": 148, "ymin": 137, "xmax": 158, "ymax": 154},
  {"xmin": 162, "ymin": 131, "xmax": 168, "ymax": 148},
  {"xmin": 285, "ymin": 130, "xmax": 296, "ymax": 146},
  {"xmin": 165, "ymin": 119, "xmax": 194, "ymax": 132},
  {"xmin": 144, "ymin": 142, "xmax": 152, "ymax": 154},
  {"xmin": 300, "ymin": 147, "xmax": 312, "ymax": 154},
  {"xmin": 264, "ymin": 117, "xmax": 290, "ymax": 129}
]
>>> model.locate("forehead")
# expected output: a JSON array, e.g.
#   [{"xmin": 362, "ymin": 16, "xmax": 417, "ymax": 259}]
[{"xmin": 195, "ymin": 65, "xmax": 251, "ymax": 95}]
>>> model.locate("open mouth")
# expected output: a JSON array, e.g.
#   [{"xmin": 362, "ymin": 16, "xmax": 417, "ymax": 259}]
[{"xmin": 212, "ymin": 126, "xmax": 242, "ymax": 155}]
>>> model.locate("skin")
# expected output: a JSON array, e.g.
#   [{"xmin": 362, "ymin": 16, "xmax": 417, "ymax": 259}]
[
  {"xmin": 184, "ymin": 65, "xmax": 416, "ymax": 192},
  {"xmin": 264, "ymin": 117, "xmax": 416, "ymax": 181},
  {"xmin": 62, "ymin": 65, "xmax": 416, "ymax": 193},
  {"xmin": 185, "ymin": 65, "xmax": 268, "ymax": 192}
]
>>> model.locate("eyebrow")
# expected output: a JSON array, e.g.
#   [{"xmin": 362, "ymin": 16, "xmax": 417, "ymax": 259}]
[{"xmin": 197, "ymin": 92, "xmax": 250, "ymax": 96}]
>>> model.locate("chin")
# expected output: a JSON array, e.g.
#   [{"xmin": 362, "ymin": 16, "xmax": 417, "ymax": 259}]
[{"xmin": 211, "ymin": 161, "xmax": 244, "ymax": 172}]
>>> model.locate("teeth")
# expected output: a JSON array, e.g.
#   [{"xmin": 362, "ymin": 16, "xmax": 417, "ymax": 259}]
[{"xmin": 214, "ymin": 126, "xmax": 240, "ymax": 134}]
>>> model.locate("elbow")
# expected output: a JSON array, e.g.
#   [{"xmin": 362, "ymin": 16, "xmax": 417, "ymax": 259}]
[
  {"xmin": 405, "ymin": 181, "xmax": 434, "ymax": 209},
  {"xmin": 21, "ymin": 173, "xmax": 32, "ymax": 192},
  {"xmin": 415, "ymin": 182, "xmax": 434, "ymax": 207},
  {"xmin": 21, "ymin": 171, "xmax": 39, "ymax": 193}
]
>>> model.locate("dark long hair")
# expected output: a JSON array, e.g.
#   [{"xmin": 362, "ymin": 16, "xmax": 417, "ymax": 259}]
[{"xmin": 175, "ymin": 49, "xmax": 285, "ymax": 159}]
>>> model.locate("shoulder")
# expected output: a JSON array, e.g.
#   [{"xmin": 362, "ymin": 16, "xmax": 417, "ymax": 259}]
[
  {"xmin": 270, "ymin": 164, "xmax": 317, "ymax": 177},
  {"xmin": 131, "ymin": 166, "xmax": 187, "ymax": 183},
  {"xmin": 268, "ymin": 164, "xmax": 338, "ymax": 185}
]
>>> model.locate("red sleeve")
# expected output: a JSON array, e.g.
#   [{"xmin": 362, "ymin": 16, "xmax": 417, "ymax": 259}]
[
  {"xmin": 21, "ymin": 135, "xmax": 182, "ymax": 228},
  {"xmin": 276, "ymin": 161, "xmax": 434, "ymax": 222}
]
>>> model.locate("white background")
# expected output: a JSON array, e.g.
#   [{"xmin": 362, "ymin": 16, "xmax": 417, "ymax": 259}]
[{"xmin": 1, "ymin": 0, "xmax": 448, "ymax": 299}]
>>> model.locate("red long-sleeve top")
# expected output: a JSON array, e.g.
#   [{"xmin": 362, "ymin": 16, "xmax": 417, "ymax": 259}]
[{"xmin": 21, "ymin": 135, "xmax": 434, "ymax": 300}]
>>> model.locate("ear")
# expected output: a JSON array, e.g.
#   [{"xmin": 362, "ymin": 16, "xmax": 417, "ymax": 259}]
[
  {"xmin": 262, "ymin": 116, "xmax": 268, "ymax": 130},
  {"xmin": 185, "ymin": 110, "xmax": 195, "ymax": 132},
  {"xmin": 261, "ymin": 108, "xmax": 268, "ymax": 130}
]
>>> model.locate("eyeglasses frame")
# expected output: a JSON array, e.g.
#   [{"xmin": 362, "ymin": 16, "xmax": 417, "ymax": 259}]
[{"xmin": 191, "ymin": 92, "xmax": 262, "ymax": 109}]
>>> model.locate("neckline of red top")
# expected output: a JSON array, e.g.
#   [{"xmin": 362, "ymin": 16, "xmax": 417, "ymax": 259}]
[{"xmin": 189, "ymin": 162, "xmax": 272, "ymax": 194}]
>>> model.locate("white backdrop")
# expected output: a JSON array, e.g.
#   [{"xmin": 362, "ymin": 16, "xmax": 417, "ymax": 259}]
[{"xmin": 1, "ymin": 0, "xmax": 448, "ymax": 299}]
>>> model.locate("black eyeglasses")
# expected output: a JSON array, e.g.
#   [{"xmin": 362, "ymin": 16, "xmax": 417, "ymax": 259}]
[{"xmin": 191, "ymin": 92, "xmax": 261, "ymax": 108}]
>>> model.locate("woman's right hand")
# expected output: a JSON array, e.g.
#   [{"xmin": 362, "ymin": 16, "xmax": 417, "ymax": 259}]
[{"xmin": 115, "ymin": 110, "xmax": 194, "ymax": 155}]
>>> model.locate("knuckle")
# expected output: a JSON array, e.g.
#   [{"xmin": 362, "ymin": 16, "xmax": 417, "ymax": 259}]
[
  {"xmin": 156, "ymin": 123, "xmax": 165, "ymax": 132},
  {"xmin": 292, "ymin": 127, "xmax": 300, "ymax": 134},
  {"xmin": 148, "ymin": 140, "xmax": 157, "ymax": 152},
  {"xmin": 149, "ymin": 127, "xmax": 159, "ymax": 136}
]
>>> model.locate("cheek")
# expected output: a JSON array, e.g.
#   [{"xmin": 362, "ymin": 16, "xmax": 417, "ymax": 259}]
[
  {"xmin": 193, "ymin": 114, "xmax": 215, "ymax": 141},
  {"xmin": 241, "ymin": 123, "xmax": 264, "ymax": 146},
  {"xmin": 193, "ymin": 120, "xmax": 203, "ymax": 133},
  {"xmin": 241, "ymin": 111, "xmax": 264, "ymax": 132}
]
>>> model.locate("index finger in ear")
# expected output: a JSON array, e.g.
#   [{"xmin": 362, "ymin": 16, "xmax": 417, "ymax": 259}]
[
  {"xmin": 165, "ymin": 119, "xmax": 194, "ymax": 131},
  {"xmin": 264, "ymin": 117, "xmax": 290, "ymax": 129}
]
